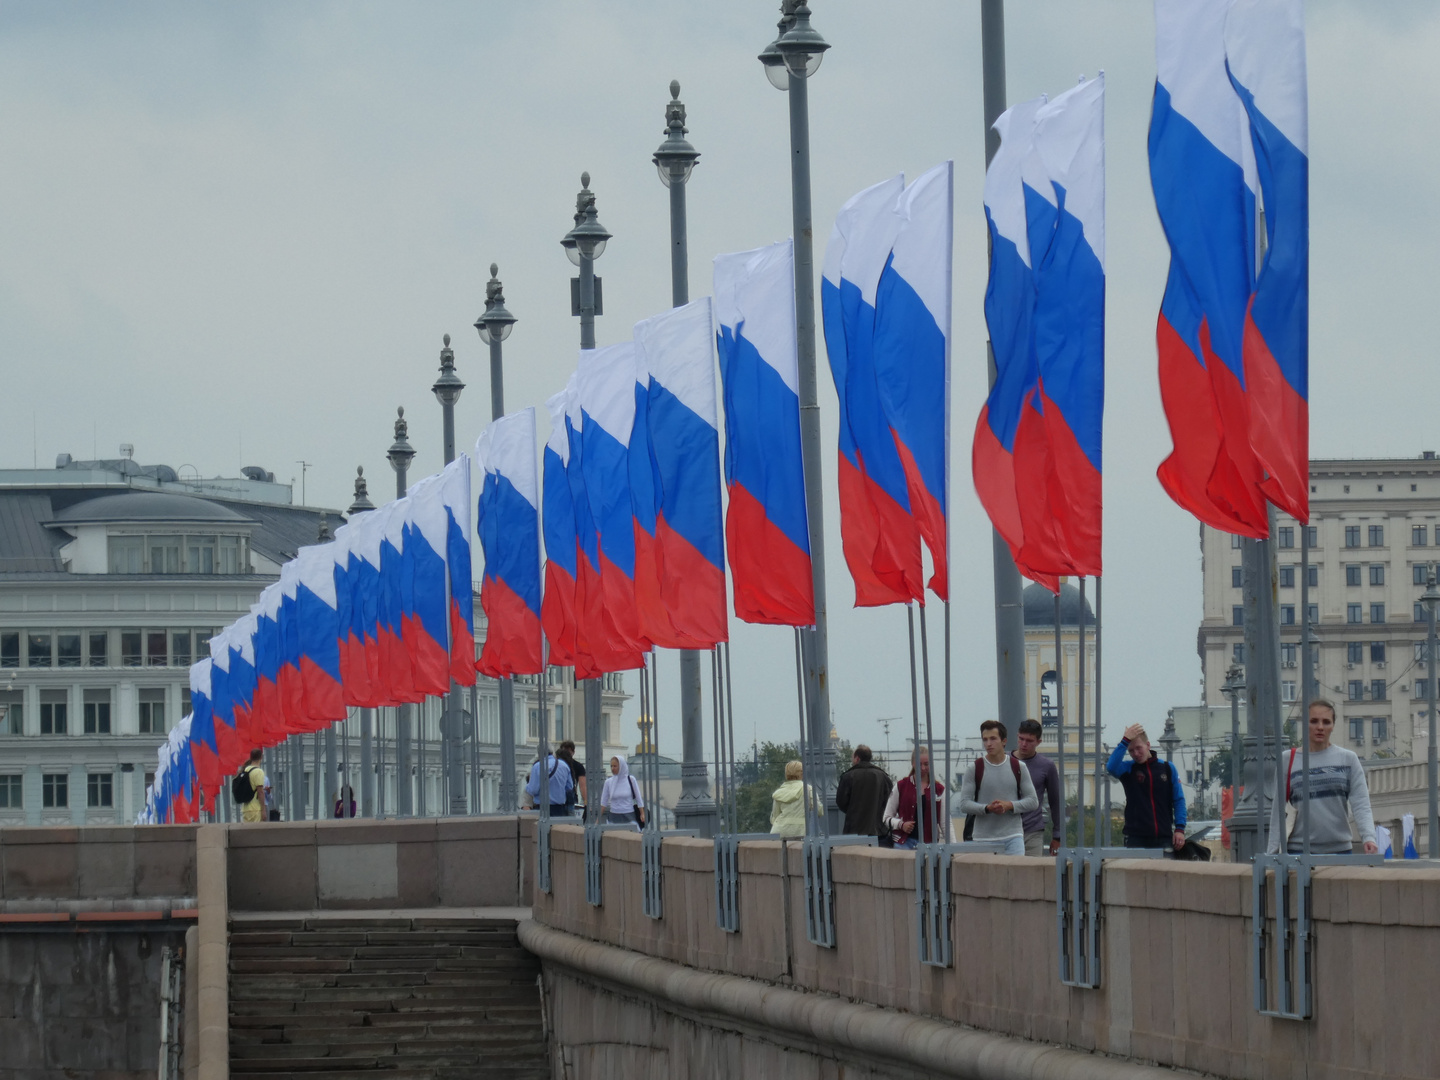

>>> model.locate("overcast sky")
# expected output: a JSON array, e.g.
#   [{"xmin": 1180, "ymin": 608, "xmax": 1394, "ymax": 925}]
[{"xmin": 2, "ymin": 1, "xmax": 1437, "ymax": 765}]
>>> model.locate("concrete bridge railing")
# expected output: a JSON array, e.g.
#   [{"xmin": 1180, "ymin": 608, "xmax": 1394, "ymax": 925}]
[{"xmin": 526, "ymin": 824, "xmax": 1440, "ymax": 1080}]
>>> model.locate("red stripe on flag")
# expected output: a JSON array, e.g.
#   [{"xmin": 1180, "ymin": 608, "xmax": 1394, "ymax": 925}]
[
  {"xmin": 1244, "ymin": 305, "xmax": 1309, "ymax": 522},
  {"xmin": 726, "ymin": 482, "xmax": 814, "ymax": 627}
]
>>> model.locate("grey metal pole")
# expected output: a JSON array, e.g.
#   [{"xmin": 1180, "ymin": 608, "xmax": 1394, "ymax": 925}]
[
  {"xmin": 1428, "ymin": 571, "xmax": 1438, "ymax": 858},
  {"xmin": 1054, "ymin": 592, "xmax": 1066, "ymax": 846},
  {"xmin": 1077, "ymin": 578, "xmax": 1087, "ymax": 846},
  {"xmin": 387, "ymin": 408, "xmax": 416, "ymax": 819},
  {"xmin": 1093, "ymin": 578, "xmax": 1104, "ymax": 844},
  {"xmin": 360, "ymin": 708, "xmax": 374, "ymax": 817},
  {"xmin": 1300, "ymin": 518, "xmax": 1311, "ymax": 854},
  {"xmin": 656, "ymin": 81, "xmax": 717, "ymax": 837},
  {"xmin": 325, "ymin": 724, "xmax": 338, "ymax": 815},
  {"xmin": 432, "ymin": 336, "xmax": 468, "ymax": 816},
  {"xmin": 785, "ymin": 59, "xmax": 838, "ymax": 827},
  {"xmin": 980, "ymin": 0, "xmax": 1026, "ymax": 755}
]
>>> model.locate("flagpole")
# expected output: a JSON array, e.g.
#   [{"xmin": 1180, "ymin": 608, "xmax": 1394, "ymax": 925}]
[
  {"xmin": 1054, "ymin": 591, "xmax": 1066, "ymax": 845},
  {"xmin": 980, "ymin": 0, "xmax": 1027, "ymax": 755}
]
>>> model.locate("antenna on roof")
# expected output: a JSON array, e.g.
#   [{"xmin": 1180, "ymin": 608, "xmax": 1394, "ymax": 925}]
[{"xmin": 120, "ymin": 444, "xmax": 134, "ymax": 460}]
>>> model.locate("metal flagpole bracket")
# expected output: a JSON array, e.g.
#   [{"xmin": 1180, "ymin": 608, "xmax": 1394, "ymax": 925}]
[
  {"xmin": 804, "ymin": 834, "xmax": 874, "ymax": 948},
  {"xmin": 1252, "ymin": 851, "xmax": 1381, "ymax": 1019},
  {"xmin": 1056, "ymin": 845, "xmax": 1162, "ymax": 988},
  {"xmin": 642, "ymin": 828, "xmax": 697, "ymax": 920},
  {"xmin": 714, "ymin": 832, "xmax": 773, "ymax": 933},
  {"xmin": 584, "ymin": 822, "xmax": 635, "ymax": 907},
  {"xmin": 916, "ymin": 840, "xmax": 1005, "ymax": 967}
]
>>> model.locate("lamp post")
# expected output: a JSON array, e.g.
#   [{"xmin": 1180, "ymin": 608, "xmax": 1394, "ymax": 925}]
[
  {"xmin": 475, "ymin": 265, "xmax": 519, "ymax": 814},
  {"xmin": 563, "ymin": 173, "xmax": 611, "ymax": 822},
  {"xmin": 432, "ymin": 336, "xmax": 468, "ymax": 816},
  {"xmin": 348, "ymin": 468, "xmax": 376, "ymax": 818},
  {"xmin": 1220, "ymin": 663, "xmax": 1244, "ymax": 850},
  {"xmin": 387, "ymin": 407, "xmax": 416, "ymax": 817},
  {"xmin": 653, "ymin": 80, "xmax": 716, "ymax": 837},
  {"xmin": 1160, "ymin": 711, "xmax": 1181, "ymax": 764},
  {"xmin": 1424, "ymin": 571, "xmax": 1439, "ymax": 857},
  {"xmin": 759, "ymin": 1, "xmax": 838, "ymax": 827}
]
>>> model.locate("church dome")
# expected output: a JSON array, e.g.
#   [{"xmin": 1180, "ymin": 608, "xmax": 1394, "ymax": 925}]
[{"xmin": 1022, "ymin": 581, "xmax": 1095, "ymax": 627}]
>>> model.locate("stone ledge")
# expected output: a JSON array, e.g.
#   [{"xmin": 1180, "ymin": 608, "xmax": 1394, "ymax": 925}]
[{"xmin": 518, "ymin": 919, "xmax": 1202, "ymax": 1080}]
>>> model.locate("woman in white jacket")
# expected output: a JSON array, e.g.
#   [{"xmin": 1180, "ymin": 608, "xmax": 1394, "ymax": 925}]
[{"xmin": 599, "ymin": 755, "xmax": 646, "ymax": 829}]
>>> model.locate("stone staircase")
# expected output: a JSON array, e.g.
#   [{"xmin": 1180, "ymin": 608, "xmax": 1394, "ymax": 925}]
[{"xmin": 228, "ymin": 914, "xmax": 548, "ymax": 1079}]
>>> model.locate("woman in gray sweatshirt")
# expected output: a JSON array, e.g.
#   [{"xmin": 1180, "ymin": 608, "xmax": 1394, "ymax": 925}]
[{"xmin": 1268, "ymin": 699, "xmax": 1379, "ymax": 855}]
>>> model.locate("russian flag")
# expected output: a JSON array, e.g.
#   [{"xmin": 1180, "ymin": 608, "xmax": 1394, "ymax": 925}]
[
  {"xmin": 207, "ymin": 631, "xmax": 243, "ymax": 773},
  {"xmin": 276, "ymin": 563, "xmax": 311, "ymax": 731},
  {"xmin": 348, "ymin": 508, "xmax": 389, "ymax": 706},
  {"xmin": 576, "ymin": 342, "xmax": 651, "ymax": 671},
  {"xmin": 227, "ymin": 616, "xmax": 260, "ymax": 754},
  {"xmin": 295, "ymin": 543, "xmax": 347, "ymax": 724},
  {"xmin": 714, "ymin": 240, "xmax": 815, "ymax": 627},
  {"xmin": 974, "ymin": 95, "xmax": 1071, "ymax": 592},
  {"xmin": 542, "ymin": 385, "xmax": 580, "ymax": 670},
  {"xmin": 188, "ymin": 658, "xmax": 220, "ymax": 799},
  {"xmin": 632, "ymin": 298, "xmax": 728, "ymax": 648},
  {"xmin": 475, "ymin": 408, "xmax": 545, "ymax": 677},
  {"xmin": 438, "ymin": 456, "xmax": 477, "ymax": 687},
  {"xmin": 378, "ymin": 501, "xmax": 422, "ymax": 705},
  {"xmin": 331, "ymin": 523, "xmax": 375, "ymax": 708},
  {"xmin": 1031, "ymin": 77, "xmax": 1105, "ymax": 578},
  {"xmin": 1226, "ymin": 0, "xmax": 1309, "ymax": 523},
  {"xmin": 1150, "ymin": 0, "xmax": 1268, "ymax": 538},
  {"xmin": 822, "ymin": 174, "xmax": 925, "ymax": 608},
  {"xmin": 403, "ymin": 472, "xmax": 455, "ymax": 697},
  {"xmin": 564, "ymin": 379, "xmax": 608, "ymax": 679}
]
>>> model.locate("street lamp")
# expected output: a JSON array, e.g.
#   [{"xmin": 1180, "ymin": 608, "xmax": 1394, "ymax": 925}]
[
  {"xmin": 1220, "ymin": 663, "xmax": 1244, "ymax": 794},
  {"xmin": 1424, "ymin": 571, "xmax": 1439, "ymax": 857},
  {"xmin": 1159, "ymin": 711, "xmax": 1181, "ymax": 763},
  {"xmin": 431, "ymin": 336, "xmax": 467, "ymax": 816},
  {"xmin": 348, "ymin": 467, "xmax": 375, "ymax": 819},
  {"xmin": 759, "ymin": 0, "xmax": 837, "ymax": 830},
  {"xmin": 387, "ymin": 407, "xmax": 415, "ymax": 817},
  {"xmin": 563, "ymin": 174, "xmax": 609, "ymax": 818},
  {"xmin": 652, "ymin": 81, "xmax": 715, "ymax": 838},
  {"xmin": 474, "ymin": 265, "xmax": 519, "ymax": 815}
]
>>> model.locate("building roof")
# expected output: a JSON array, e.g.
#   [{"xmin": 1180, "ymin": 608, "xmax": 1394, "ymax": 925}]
[
  {"xmin": 1022, "ymin": 581, "xmax": 1096, "ymax": 628},
  {"xmin": 0, "ymin": 493, "xmax": 66, "ymax": 572},
  {"xmin": 51, "ymin": 491, "xmax": 253, "ymax": 526}
]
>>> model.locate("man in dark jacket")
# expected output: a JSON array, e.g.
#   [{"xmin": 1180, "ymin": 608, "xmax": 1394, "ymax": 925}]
[
  {"xmin": 1106, "ymin": 724, "xmax": 1186, "ymax": 851},
  {"xmin": 835, "ymin": 745, "xmax": 894, "ymax": 841}
]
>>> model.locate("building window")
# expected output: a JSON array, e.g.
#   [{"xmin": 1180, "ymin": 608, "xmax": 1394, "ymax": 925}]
[
  {"xmin": 1370, "ymin": 565, "xmax": 1385, "ymax": 586},
  {"xmin": 0, "ymin": 632, "xmax": 17, "ymax": 668},
  {"xmin": 87, "ymin": 773, "xmax": 113, "ymax": 808},
  {"xmin": 108, "ymin": 535, "xmax": 143, "ymax": 573},
  {"xmin": 146, "ymin": 631, "xmax": 167, "ymax": 667},
  {"xmin": 1349, "ymin": 717, "xmax": 1365, "ymax": 742},
  {"xmin": 83, "ymin": 690, "xmax": 112, "ymax": 735},
  {"xmin": 172, "ymin": 632, "xmax": 192, "ymax": 667},
  {"xmin": 1231, "ymin": 533, "xmax": 1244, "ymax": 549},
  {"xmin": 1373, "ymin": 717, "xmax": 1388, "ymax": 742},
  {"xmin": 1232, "ymin": 643, "xmax": 1246, "ymax": 664},
  {"xmin": 196, "ymin": 630, "xmax": 214, "ymax": 656},
  {"xmin": 1415, "ymin": 525, "xmax": 1428, "ymax": 547},
  {"xmin": 27, "ymin": 633, "xmax": 51, "ymax": 667},
  {"xmin": 1281, "ymin": 681, "xmax": 1297, "ymax": 703},
  {"xmin": 1307, "ymin": 566, "xmax": 1319, "ymax": 588},
  {"xmin": 1306, "ymin": 526, "xmax": 1318, "ymax": 548},
  {"xmin": 1280, "ymin": 605, "xmax": 1296, "ymax": 626},
  {"xmin": 528, "ymin": 708, "xmax": 541, "ymax": 740},
  {"xmin": 1348, "ymin": 642, "xmax": 1363, "ymax": 664},
  {"xmin": 1232, "ymin": 606, "xmax": 1245, "ymax": 627},
  {"xmin": 1416, "ymin": 564, "xmax": 1431, "ymax": 586},
  {"xmin": 1281, "ymin": 643, "xmax": 1297, "ymax": 666},
  {"xmin": 1419, "ymin": 602, "xmax": 1431, "ymax": 623},
  {"xmin": 1348, "ymin": 604, "xmax": 1362, "ymax": 624},
  {"xmin": 57, "ymin": 633, "xmax": 82, "ymax": 667},
  {"xmin": 1371, "ymin": 603, "xmax": 1386, "ymax": 624},
  {"xmin": 1372, "ymin": 642, "xmax": 1387, "ymax": 663},
  {"xmin": 0, "ymin": 775, "xmax": 21, "ymax": 809},
  {"xmin": 1278, "ymin": 527, "xmax": 1295, "ymax": 549},
  {"xmin": 0, "ymin": 692, "xmax": 21, "ymax": 735},
  {"xmin": 87, "ymin": 631, "xmax": 108, "ymax": 667},
  {"xmin": 1371, "ymin": 679, "xmax": 1387, "ymax": 702},
  {"xmin": 1346, "ymin": 565, "xmax": 1361, "ymax": 586},
  {"xmin": 42, "ymin": 774, "xmax": 68, "ymax": 808},
  {"xmin": 121, "ymin": 632, "xmax": 143, "ymax": 667},
  {"xmin": 1348, "ymin": 680, "xmax": 1364, "ymax": 701},
  {"xmin": 603, "ymin": 712, "xmax": 615, "ymax": 743},
  {"xmin": 1345, "ymin": 526, "xmax": 1361, "ymax": 548},
  {"xmin": 1416, "ymin": 641, "xmax": 1430, "ymax": 664},
  {"xmin": 1307, "ymin": 604, "xmax": 1318, "ymax": 625},
  {"xmin": 1279, "ymin": 567, "xmax": 1295, "ymax": 588},
  {"xmin": 40, "ymin": 693, "xmax": 67, "ymax": 735},
  {"xmin": 138, "ymin": 690, "xmax": 166, "ymax": 735},
  {"xmin": 1369, "ymin": 525, "xmax": 1385, "ymax": 547},
  {"xmin": 1232, "ymin": 566, "xmax": 1244, "ymax": 588}
]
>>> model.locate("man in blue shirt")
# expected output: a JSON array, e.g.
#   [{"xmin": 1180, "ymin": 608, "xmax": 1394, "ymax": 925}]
[
  {"xmin": 526, "ymin": 752, "xmax": 573, "ymax": 818},
  {"xmin": 1106, "ymin": 724, "xmax": 1186, "ymax": 851}
]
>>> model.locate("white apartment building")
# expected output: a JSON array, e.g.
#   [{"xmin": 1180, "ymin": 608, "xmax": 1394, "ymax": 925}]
[{"xmin": 1198, "ymin": 455, "xmax": 1440, "ymax": 763}]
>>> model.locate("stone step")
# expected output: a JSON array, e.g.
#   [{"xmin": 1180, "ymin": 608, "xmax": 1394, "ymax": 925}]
[{"xmin": 232, "ymin": 1029, "xmax": 546, "ymax": 1055}]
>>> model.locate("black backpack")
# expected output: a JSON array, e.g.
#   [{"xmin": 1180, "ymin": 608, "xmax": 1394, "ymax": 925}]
[
  {"xmin": 962, "ymin": 754, "xmax": 1023, "ymax": 842},
  {"xmin": 232, "ymin": 764, "xmax": 259, "ymax": 805}
]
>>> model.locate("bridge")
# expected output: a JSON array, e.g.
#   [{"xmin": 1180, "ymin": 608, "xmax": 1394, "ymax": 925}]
[{"xmin": 0, "ymin": 818, "xmax": 1434, "ymax": 1079}]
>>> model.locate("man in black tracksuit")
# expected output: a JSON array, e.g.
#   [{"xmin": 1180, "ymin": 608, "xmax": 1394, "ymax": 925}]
[{"xmin": 1106, "ymin": 723, "xmax": 1187, "ymax": 851}]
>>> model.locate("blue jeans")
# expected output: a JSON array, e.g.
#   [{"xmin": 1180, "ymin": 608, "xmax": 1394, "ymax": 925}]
[{"xmin": 998, "ymin": 833, "xmax": 1026, "ymax": 856}]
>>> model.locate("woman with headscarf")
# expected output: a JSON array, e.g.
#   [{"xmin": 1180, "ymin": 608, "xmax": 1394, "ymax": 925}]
[{"xmin": 599, "ymin": 755, "xmax": 646, "ymax": 829}]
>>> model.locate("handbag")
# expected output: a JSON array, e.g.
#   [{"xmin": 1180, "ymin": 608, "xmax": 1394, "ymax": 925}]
[{"xmin": 627, "ymin": 776, "xmax": 646, "ymax": 828}]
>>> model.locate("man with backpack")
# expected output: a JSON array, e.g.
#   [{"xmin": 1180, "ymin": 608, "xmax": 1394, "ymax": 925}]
[
  {"xmin": 525, "ymin": 750, "xmax": 573, "ymax": 818},
  {"xmin": 958, "ymin": 720, "xmax": 1038, "ymax": 855},
  {"xmin": 234, "ymin": 749, "xmax": 267, "ymax": 823},
  {"xmin": 1106, "ymin": 724, "xmax": 1186, "ymax": 851}
]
